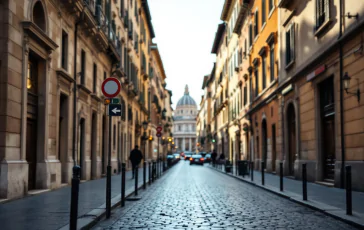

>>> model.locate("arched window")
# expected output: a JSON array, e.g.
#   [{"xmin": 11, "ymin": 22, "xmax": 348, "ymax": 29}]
[{"xmin": 33, "ymin": 1, "xmax": 46, "ymax": 32}]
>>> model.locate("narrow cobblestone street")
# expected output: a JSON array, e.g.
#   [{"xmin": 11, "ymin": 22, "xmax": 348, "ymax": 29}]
[{"xmin": 93, "ymin": 161, "xmax": 356, "ymax": 230}]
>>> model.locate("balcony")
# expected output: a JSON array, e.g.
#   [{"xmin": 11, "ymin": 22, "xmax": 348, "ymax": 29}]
[
  {"xmin": 95, "ymin": 5, "xmax": 109, "ymax": 49},
  {"xmin": 61, "ymin": 0, "xmax": 84, "ymax": 14},
  {"xmin": 107, "ymin": 26, "xmax": 121, "ymax": 62}
]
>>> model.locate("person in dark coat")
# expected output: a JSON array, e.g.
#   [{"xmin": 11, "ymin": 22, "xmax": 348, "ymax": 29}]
[
  {"xmin": 129, "ymin": 145, "xmax": 143, "ymax": 179},
  {"xmin": 211, "ymin": 150, "xmax": 218, "ymax": 166}
]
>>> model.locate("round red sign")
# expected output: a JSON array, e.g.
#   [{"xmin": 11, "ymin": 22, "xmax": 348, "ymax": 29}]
[
  {"xmin": 156, "ymin": 127, "xmax": 162, "ymax": 132},
  {"xmin": 101, "ymin": 77, "xmax": 121, "ymax": 98}
]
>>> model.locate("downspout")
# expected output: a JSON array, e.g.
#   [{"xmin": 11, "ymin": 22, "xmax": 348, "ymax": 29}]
[
  {"xmin": 339, "ymin": 0, "xmax": 345, "ymax": 189},
  {"xmin": 73, "ymin": 10, "xmax": 85, "ymax": 166}
]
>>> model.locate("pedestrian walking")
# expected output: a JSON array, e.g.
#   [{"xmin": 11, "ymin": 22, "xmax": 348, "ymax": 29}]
[
  {"xmin": 211, "ymin": 150, "xmax": 217, "ymax": 166},
  {"xmin": 219, "ymin": 152, "xmax": 225, "ymax": 164},
  {"xmin": 129, "ymin": 145, "xmax": 143, "ymax": 179}
]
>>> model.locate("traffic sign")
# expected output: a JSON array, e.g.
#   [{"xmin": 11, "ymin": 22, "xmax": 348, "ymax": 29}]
[
  {"xmin": 156, "ymin": 132, "xmax": 162, "ymax": 137},
  {"xmin": 156, "ymin": 126, "xmax": 162, "ymax": 132},
  {"xmin": 107, "ymin": 104, "xmax": 122, "ymax": 116},
  {"xmin": 101, "ymin": 78, "xmax": 121, "ymax": 98},
  {"xmin": 111, "ymin": 98, "xmax": 120, "ymax": 104}
]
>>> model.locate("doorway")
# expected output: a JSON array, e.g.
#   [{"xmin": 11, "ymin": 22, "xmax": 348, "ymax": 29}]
[
  {"xmin": 59, "ymin": 93, "xmax": 68, "ymax": 183},
  {"xmin": 118, "ymin": 122, "xmax": 121, "ymax": 173},
  {"xmin": 287, "ymin": 104, "xmax": 296, "ymax": 176},
  {"xmin": 271, "ymin": 124, "xmax": 276, "ymax": 172},
  {"xmin": 261, "ymin": 120, "xmax": 268, "ymax": 169},
  {"xmin": 319, "ymin": 77, "xmax": 335, "ymax": 180},
  {"xmin": 26, "ymin": 52, "xmax": 39, "ymax": 190},
  {"xmin": 91, "ymin": 112, "xmax": 97, "ymax": 179},
  {"xmin": 78, "ymin": 118, "xmax": 85, "ymax": 179}
]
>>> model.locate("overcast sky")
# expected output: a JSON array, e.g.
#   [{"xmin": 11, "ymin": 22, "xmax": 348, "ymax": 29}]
[{"xmin": 148, "ymin": 0, "xmax": 225, "ymax": 110}]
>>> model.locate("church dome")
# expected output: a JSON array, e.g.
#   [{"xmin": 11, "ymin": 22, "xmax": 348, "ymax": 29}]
[{"xmin": 177, "ymin": 85, "xmax": 196, "ymax": 107}]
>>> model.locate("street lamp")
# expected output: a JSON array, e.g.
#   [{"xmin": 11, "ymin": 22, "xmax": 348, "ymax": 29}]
[{"xmin": 343, "ymin": 72, "xmax": 360, "ymax": 102}]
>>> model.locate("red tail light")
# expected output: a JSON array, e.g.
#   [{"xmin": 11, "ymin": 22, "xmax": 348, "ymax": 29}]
[
  {"xmin": 190, "ymin": 157, "xmax": 193, "ymax": 161},
  {"xmin": 200, "ymin": 158, "xmax": 204, "ymax": 161}
]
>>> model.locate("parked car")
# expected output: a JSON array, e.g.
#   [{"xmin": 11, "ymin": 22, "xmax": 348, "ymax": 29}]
[
  {"xmin": 190, "ymin": 154, "xmax": 204, "ymax": 165},
  {"xmin": 173, "ymin": 153, "xmax": 180, "ymax": 161},
  {"xmin": 204, "ymin": 154, "xmax": 211, "ymax": 163},
  {"xmin": 167, "ymin": 154, "xmax": 176, "ymax": 167}
]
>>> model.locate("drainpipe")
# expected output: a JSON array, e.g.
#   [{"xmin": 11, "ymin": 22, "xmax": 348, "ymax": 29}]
[
  {"xmin": 73, "ymin": 10, "xmax": 85, "ymax": 166},
  {"xmin": 339, "ymin": 0, "xmax": 345, "ymax": 189}
]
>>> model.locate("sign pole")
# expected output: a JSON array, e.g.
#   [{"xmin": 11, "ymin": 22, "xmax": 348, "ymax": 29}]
[{"xmin": 106, "ymin": 109, "xmax": 112, "ymax": 218}]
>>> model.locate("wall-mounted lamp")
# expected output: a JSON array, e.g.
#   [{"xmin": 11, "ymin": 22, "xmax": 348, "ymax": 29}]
[
  {"xmin": 343, "ymin": 72, "xmax": 360, "ymax": 102},
  {"xmin": 344, "ymin": 12, "xmax": 359, "ymax": 20}
]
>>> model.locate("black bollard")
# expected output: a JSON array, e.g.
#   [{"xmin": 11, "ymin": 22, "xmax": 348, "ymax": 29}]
[
  {"xmin": 69, "ymin": 165, "xmax": 80, "ymax": 230},
  {"xmin": 280, "ymin": 162, "xmax": 283, "ymax": 192},
  {"xmin": 106, "ymin": 165, "xmax": 111, "ymax": 218},
  {"xmin": 143, "ymin": 161, "xmax": 146, "ymax": 190},
  {"xmin": 251, "ymin": 161, "xmax": 254, "ymax": 182},
  {"xmin": 346, "ymin": 166, "xmax": 352, "ymax": 215},
  {"xmin": 134, "ymin": 166, "xmax": 138, "ymax": 196},
  {"xmin": 121, "ymin": 163, "xmax": 125, "ymax": 207},
  {"xmin": 152, "ymin": 161, "xmax": 155, "ymax": 183},
  {"xmin": 302, "ymin": 163, "xmax": 307, "ymax": 201},
  {"xmin": 261, "ymin": 161, "xmax": 265, "ymax": 186},
  {"xmin": 149, "ymin": 162, "xmax": 152, "ymax": 185}
]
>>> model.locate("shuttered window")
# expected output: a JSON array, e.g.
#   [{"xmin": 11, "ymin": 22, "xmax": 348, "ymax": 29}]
[
  {"xmin": 270, "ymin": 44, "xmax": 275, "ymax": 82},
  {"xmin": 249, "ymin": 24, "xmax": 253, "ymax": 47},
  {"xmin": 316, "ymin": 0, "xmax": 330, "ymax": 29},
  {"xmin": 254, "ymin": 65, "xmax": 259, "ymax": 97},
  {"xmin": 285, "ymin": 23, "xmax": 295, "ymax": 66},
  {"xmin": 254, "ymin": 11, "xmax": 259, "ymax": 38},
  {"xmin": 262, "ymin": 56, "xmax": 266, "ymax": 90},
  {"xmin": 262, "ymin": 0, "xmax": 266, "ymax": 25}
]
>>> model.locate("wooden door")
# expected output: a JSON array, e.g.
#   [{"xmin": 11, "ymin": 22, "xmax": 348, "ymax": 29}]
[
  {"xmin": 262, "ymin": 120, "xmax": 267, "ymax": 169},
  {"xmin": 287, "ymin": 104, "xmax": 296, "ymax": 176},
  {"xmin": 26, "ymin": 119, "xmax": 37, "ymax": 190}
]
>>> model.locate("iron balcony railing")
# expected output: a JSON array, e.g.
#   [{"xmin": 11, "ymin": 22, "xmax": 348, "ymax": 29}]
[
  {"xmin": 95, "ymin": 5, "xmax": 109, "ymax": 36},
  {"xmin": 84, "ymin": 0, "xmax": 96, "ymax": 15}
]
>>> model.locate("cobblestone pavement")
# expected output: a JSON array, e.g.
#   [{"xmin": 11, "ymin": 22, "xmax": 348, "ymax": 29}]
[{"xmin": 93, "ymin": 161, "xmax": 357, "ymax": 230}]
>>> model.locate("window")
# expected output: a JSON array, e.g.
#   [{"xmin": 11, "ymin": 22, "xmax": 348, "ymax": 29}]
[
  {"xmin": 244, "ymin": 85, "xmax": 247, "ymax": 105},
  {"xmin": 33, "ymin": 1, "xmax": 46, "ymax": 32},
  {"xmin": 93, "ymin": 63, "xmax": 97, "ymax": 93},
  {"xmin": 254, "ymin": 66, "xmax": 259, "ymax": 97},
  {"xmin": 262, "ymin": 56, "xmax": 266, "ymax": 90},
  {"xmin": 270, "ymin": 44, "xmax": 275, "ymax": 82},
  {"xmin": 249, "ymin": 24, "xmax": 253, "ymax": 46},
  {"xmin": 104, "ymin": 71, "xmax": 107, "ymax": 80},
  {"xmin": 254, "ymin": 11, "xmax": 259, "ymax": 38},
  {"xmin": 244, "ymin": 39, "xmax": 247, "ymax": 57},
  {"xmin": 178, "ymin": 125, "xmax": 181, "ymax": 131},
  {"xmin": 269, "ymin": 0, "xmax": 274, "ymax": 13},
  {"xmin": 262, "ymin": 0, "xmax": 266, "ymax": 25},
  {"xmin": 316, "ymin": 0, "xmax": 330, "ymax": 29},
  {"xmin": 249, "ymin": 74, "xmax": 253, "ymax": 103},
  {"xmin": 285, "ymin": 23, "xmax": 295, "ymax": 66},
  {"xmin": 61, "ymin": 31, "xmax": 68, "ymax": 70},
  {"xmin": 81, "ymin": 49, "xmax": 86, "ymax": 85},
  {"xmin": 120, "ymin": 0, "xmax": 124, "ymax": 17}
]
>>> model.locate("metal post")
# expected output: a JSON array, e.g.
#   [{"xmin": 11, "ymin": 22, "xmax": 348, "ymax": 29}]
[
  {"xmin": 157, "ymin": 137, "xmax": 160, "ymax": 177},
  {"xmin": 149, "ymin": 161, "xmax": 152, "ymax": 185},
  {"xmin": 69, "ymin": 166, "xmax": 80, "ymax": 230},
  {"xmin": 261, "ymin": 161, "xmax": 265, "ymax": 186},
  {"xmin": 121, "ymin": 163, "xmax": 125, "ymax": 207},
  {"xmin": 280, "ymin": 162, "xmax": 283, "ymax": 192},
  {"xmin": 302, "ymin": 163, "xmax": 307, "ymax": 201},
  {"xmin": 346, "ymin": 165, "xmax": 352, "ymax": 215},
  {"xmin": 134, "ymin": 165, "xmax": 138, "ymax": 196},
  {"xmin": 106, "ymin": 115, "xmax": 112, "ymax": 218},
  {"xmin": 152, "ymin": 161, "xmax": 155, "ymax": 183},
  {"xmin": 143, "ymin": 161, "xmax": 146, "ymax": 189},
  {"xmin": 251, "ymin": 161, "xmax": 254, "ymax": 182}
]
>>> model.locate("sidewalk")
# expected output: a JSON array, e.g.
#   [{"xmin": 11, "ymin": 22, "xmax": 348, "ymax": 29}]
[
  {"xmin": 210, "ymin": 164, "xmax": 364, "ymax": 229},
  {"xmin": 0, "ymin": 166, "xmax": 150, "ymax": 230}
]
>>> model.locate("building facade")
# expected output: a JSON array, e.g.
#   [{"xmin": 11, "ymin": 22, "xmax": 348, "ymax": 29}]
[
  {"xmin": 173, "ymin": 85, "xmax": 197, "ymax": 152},
  {"xmin": 0, "ymin": 0, "xmax": 172, "ymax": 200},
  {"xmin": 201, "ymin": 0, "xmax": 364, "ymax": 191}
]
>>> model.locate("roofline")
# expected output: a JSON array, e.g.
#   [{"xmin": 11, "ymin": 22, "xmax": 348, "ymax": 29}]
[
  {"xmin": 220, "ymin": 0, "xmax": 236, "ymax": 21},
  {"xmin": 141, "ymin": 0, "xmax": 156, "ymax": 38},
  {"xmin": 211, "ymin": 23, "xmax": 226, "ymax": 54},
  {"xmin": 151, "ymin": 43, "xmax": 167, "ymax": 79}
]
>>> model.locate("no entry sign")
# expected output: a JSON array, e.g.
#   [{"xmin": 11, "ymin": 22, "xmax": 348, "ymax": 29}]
[
  {"xmin": 101, "ymin": 77, "xmax": 121, "ymax": 98},
  {"xmin": 156, "ymin": 126, "xmax": 162, "ymax": 132}
]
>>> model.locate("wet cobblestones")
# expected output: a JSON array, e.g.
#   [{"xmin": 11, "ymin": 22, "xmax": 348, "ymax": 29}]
[{"xmin": 93, "ymin": 162, "xmax": 356, "ymax": 230}]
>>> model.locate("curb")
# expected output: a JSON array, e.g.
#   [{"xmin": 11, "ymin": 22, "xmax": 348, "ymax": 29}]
[
  {"xmin": 59, "ymin": 166, "xmax": 173, "ymax": 230},
  {"xmin": 209, "ymin": 166, "xmax": 364, "ymax": 229}
]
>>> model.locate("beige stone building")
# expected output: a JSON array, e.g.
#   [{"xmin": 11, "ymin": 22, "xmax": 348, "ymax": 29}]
[{"xmin": 0, "ymin": 0, "xmax": 172, "ymax": 200}]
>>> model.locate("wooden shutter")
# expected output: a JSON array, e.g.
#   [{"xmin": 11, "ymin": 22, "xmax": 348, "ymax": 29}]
[
  {"xmin": 324, "ymin": 0, "xmax": 330, "ymax": 22},
  {"xmin": 285, "ymin": 30, "xmax": 290, "ymax": 65},
  {"xmin": 262, "ymin": 0, "xmax": 266, "ymax": 24},
  {"xmin": 290, "ymin": 23, "xmax": 295, "ymax": 62}
]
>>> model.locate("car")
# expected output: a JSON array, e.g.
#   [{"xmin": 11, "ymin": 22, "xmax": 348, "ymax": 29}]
[
  {"xmin": 173, "ymin": 153, "xmax": 180, "ymax": 161},
  {"xmin": 189, "ymin": 154, "xmax": 204, "ymax": 165},
  {"xmin": 184, "ymin": 152, "xmax": 192, "ymax": 160},
  {"xmin": 199, "ymin": 152, "xmax": 207, "ymax": 157},
  {"xmin": 167, "ymin": 154, "xmax": 176, "ymax": 167},
  {"xmin": 204, "ymin": 154, "xmax": 211, "ymax": 163}
]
